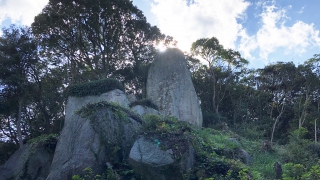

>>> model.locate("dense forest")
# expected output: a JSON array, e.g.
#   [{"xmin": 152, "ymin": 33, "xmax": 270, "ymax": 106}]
[{"xmin": 0, "ymin": 0, "xmax": 319, "ymax": 179}]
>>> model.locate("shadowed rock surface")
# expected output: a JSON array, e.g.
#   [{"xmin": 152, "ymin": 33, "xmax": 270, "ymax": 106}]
[
  {"xmin": 129, "ymin": 136, "xmax": 174, "ymax": 166},
  {"xmin": 147, "ymin": 48, "xmax": 203, "ymax": 127},
  {"xmin": 131, "ymin": 105, "xmax": 160, "ymax": 116},
  {"xmin": 0, "ymin": 136, "xmax": 57, "ymax": 180},
  {"xmin": 129, "ymin": 136, "xmax": 194, "ymax": 180}
]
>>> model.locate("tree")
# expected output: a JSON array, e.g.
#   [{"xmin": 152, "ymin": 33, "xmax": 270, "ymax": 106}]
[
  {"xmin": 256, "ymin": 62, "xmax": 299, "ymax": 143},
  {"xmin": 190, "ymin": 37, "xmax": 248, "ymax": 123},
  {"xmin": 301, "ymin": 54, "xmax": 320, "ymax": 143},
  {"xmin": 32, "ymin": 0, "xmax": 166, "ymax": 85},
  {"xmin": 27, "ymin": 66, "xmax": 66, "ymax": 136},
  {"xmin": 0, "ymin": 25, "xmax": 40, "ymax": 148}
]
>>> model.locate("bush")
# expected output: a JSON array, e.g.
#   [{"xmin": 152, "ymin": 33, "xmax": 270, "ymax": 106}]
[
  {"xmin": 27, "ymin": 134, "xmax": 59, "ymax": 153},
  {"xmin": 281, "ymin": 128, "xmax": 317, "ymax": 167},
  {"xmin": 67, "ymin": 78, "xmax": 124, "ymax": 97},
  {"xmin": 283, "ymin": 163, "xmax": 306, "ymax": 179},
  {"xmin": 130, "ymin": 98, "xmax": 158, "ymax": 110}
]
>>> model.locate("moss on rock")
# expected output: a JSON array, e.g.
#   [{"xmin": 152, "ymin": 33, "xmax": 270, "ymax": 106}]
[
  {"xmin": 67, "ymin": 78, "xmax": 124, "ymax": 97},
  {"xmin": 136, "ymin": 114, "xmax": 260, "ymax": 179}
]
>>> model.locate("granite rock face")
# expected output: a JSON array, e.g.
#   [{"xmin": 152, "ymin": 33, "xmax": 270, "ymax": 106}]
[
  {"xmin": 131, "ymin": 105, "xmax": 160, "ymax": 116},
  {"xmin": 46, "ymin": 89, "xmax": 141, "ymax": 180},
  {"xmin": 147, "ymin": 48, "xmax": 203, "ymax": 126},
  {"xmin": 129, "ymin": 136, "xmax": 194, "ymax": 180},
  {"xmin": 129, "ymin": 137, "xmax": 174, "ymax": 166},
  {"xmin": 0, "ymin": 142, "xmax": 55, "ymax": 180}
]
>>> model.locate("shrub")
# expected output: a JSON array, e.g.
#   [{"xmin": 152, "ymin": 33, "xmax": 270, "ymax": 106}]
[
  {"xmin": 281, "ymin": 128, "xmax": 317, "ymax": 167},
  {"xmin": 302, "ymin": 164, "xmax": 320, "ymax": 180},
  {"xmin": 67, "ymin": 78, "xmax": 124, "ymax": 97},
  {"xmin": 283, "ymin": 163, "xmax": 306, "ymax": 179},
  {"xmin": 27, "ymin": 134, "xmax": 59, "ymax": 153}
]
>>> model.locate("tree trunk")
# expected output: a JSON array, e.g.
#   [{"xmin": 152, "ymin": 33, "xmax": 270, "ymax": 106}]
[
  {"xmin": 315, "ymin": 118, "xmax": 317, "ymax": 144},
  {"xmin": 211, "ymin": 69, "xmax": 220, "ymax": 122},
  {"xmin": 299, "ymin": 94, "xmax": 310, "ymax": 128},
  {"xmin": 17, "ymin": 99, "xmax": 23, "ymax": 148},
  {"xmin": 270, "ymin": 103, "xmax": 285, "ymax": 144}
]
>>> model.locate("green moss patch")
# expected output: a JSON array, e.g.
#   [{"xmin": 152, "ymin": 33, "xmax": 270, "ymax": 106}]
[
  {"xmin": 67, "ymin": 78, "xmax": 124, "ymax": 97},
  {"xmin": 77, "ymin": 101, "xmax": 143, "ymax": 125},
  {"xmin": 27, "ymin": 134, "xmax": 59, "ymax": 153}
]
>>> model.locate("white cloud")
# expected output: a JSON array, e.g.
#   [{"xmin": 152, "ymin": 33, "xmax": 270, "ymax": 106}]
[
  {"xmin": 0, "ymin": 0, "xmax": 48, "ymax": 26},
  {"xmin": 151, "ymin": 0, "xmax": 250, "ymax": 52},
  {"xmin": 238, "ymin": 2, "xmax": 320, "ymax": 62},
  {"xmin": 298, "ymin": 5, "xmax": 306, "ymax": 14}
]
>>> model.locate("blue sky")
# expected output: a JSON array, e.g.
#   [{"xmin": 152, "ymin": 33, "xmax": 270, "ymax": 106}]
[{"xmin": 1, "ymin": 0, "xmax": 319, "ymax": 68}]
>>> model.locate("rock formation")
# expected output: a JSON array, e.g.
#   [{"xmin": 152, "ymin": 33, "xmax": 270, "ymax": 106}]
[
  {"xmin": 46, "ymin": 89, "xmax": 141, "ymax": 180},
  {"xmin": 129, "ymin": 136, "xmax": 195, "ymax": 180},
  {"xmin": 147, "ymin": 48, "xmax": 203, "ymax": 127},
  {"xmin": 131, "ymin": 105, "xmax": 160, "ymax": 116},
  {"xmin": 0, "ymin": 136, "xmax": 57, "ymax": 180},
  {"xmin": 0, "ymin": 74, "xmax": 253, "ymax": 180},
  {"xmin": 130, "ymin": 137, "xmax": 175, "ymax": 166}
]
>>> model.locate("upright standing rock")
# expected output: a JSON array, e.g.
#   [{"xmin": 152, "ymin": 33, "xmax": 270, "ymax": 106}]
[{"xmin": 147, "ymin": 48, "xmax": 203, "ymax": 127}]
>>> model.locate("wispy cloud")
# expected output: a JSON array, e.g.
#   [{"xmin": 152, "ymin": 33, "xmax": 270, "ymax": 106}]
[
  {"xmin": 151, "ymin": 0, "xmax": 250, "ymax": 51},
  {"xmin": 0, "ymin": 0, "xmax": 48, "ymax": 26},
  {"xmin": 298, "ymin": 5, "xmax": 306, "ymax": 14},
  {"xmin": 238, "ymin": 1, "xmax": 320, "ymax": 62}
]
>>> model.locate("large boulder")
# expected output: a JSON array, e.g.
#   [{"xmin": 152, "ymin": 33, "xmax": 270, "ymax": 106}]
[
  {"xmin": 147, "ymin": 48, "xmax": 203, "ymax": 127},
  {"xmin": 129, "ymin": 137, "xmax": 174, "ymax": 166},
  {"xmin": 0, "ymin": 135, "xmax": 57, "ymax": 180},
  {"xmin": 46, "ymin": 89, "xmax": 141, "ymax": 180},
  {"xmin": 65, "ymin": 89, "xmax": 130, "ymax": 120}
]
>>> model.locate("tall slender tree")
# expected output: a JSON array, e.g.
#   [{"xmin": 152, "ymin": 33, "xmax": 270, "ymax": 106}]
[{"xmin": 0, "ymin": 25, "xmax": 40, "ymax": 148}]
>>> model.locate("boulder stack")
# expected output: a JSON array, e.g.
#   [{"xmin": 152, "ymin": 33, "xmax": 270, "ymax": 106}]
[{"xmin": 47, "ymin": 89, "xmax": 141, "ymax": 180}]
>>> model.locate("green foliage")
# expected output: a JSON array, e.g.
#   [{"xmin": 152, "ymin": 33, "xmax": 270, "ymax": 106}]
[
  {"xmin": 237, "ymin": 168, "xmax": 250, "ymax": 180},
  {"xmin": 77, "ymin": 101, "xmax": 142, "ymax": 124},
  {"xmin": 27, "ymin": 134, "xmax": 59, "ymax": 152},
  {"xmin": 71, "ymin": 168, "xmax": 100, "ymax": 180},
  {"xmin": 282, "ymin": 161, "xmax": 320, "ymax": 180},
  {"xmin": 283, "ymin": 163, "xmax": 306, "ymax": 179},
  {"xmin": 130, "ymin": 98, "xmax": 158, "ymax": 110},
  {"xmin": 27, "ymin": 134, "xmax": 58, "ymax": 144},
  {"xmin": 32, "ymin": 0, "xmax": 165, "ymax": 84},
  {"xmin": 0, "ymin": 25, "xmax": 42, "ymax": 147},
  {"xmin": 67, "ymin": 79, "xmax": 124, "ymax": 97},
  {"xmin": 302, "ymin": 164, "xmax": 320, "ymax": 180},
  {"xmin": 233, "ymin": 122, "xmax": 268, "ymax": 141},
  {"xmin": 250, "ymin": 151, "xmax": 278, "ymax": 179},
  {"xmin": 142, "ymin": 114, "xmax": 190, "ymax": 134},
  {"xmin": 72, "ymin": 167, "xmax": 119, "ymax": 180},
  {"xmin": 191, "ymin": 128, "xmax": 245, "ymax": 179},
  {"xmin": 141, "ymin": 115, "xmax": 258, "ymax": 179},
  {"xmin": 281, "ymin": 128, "xmax": 316, "ymax": 167}
]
